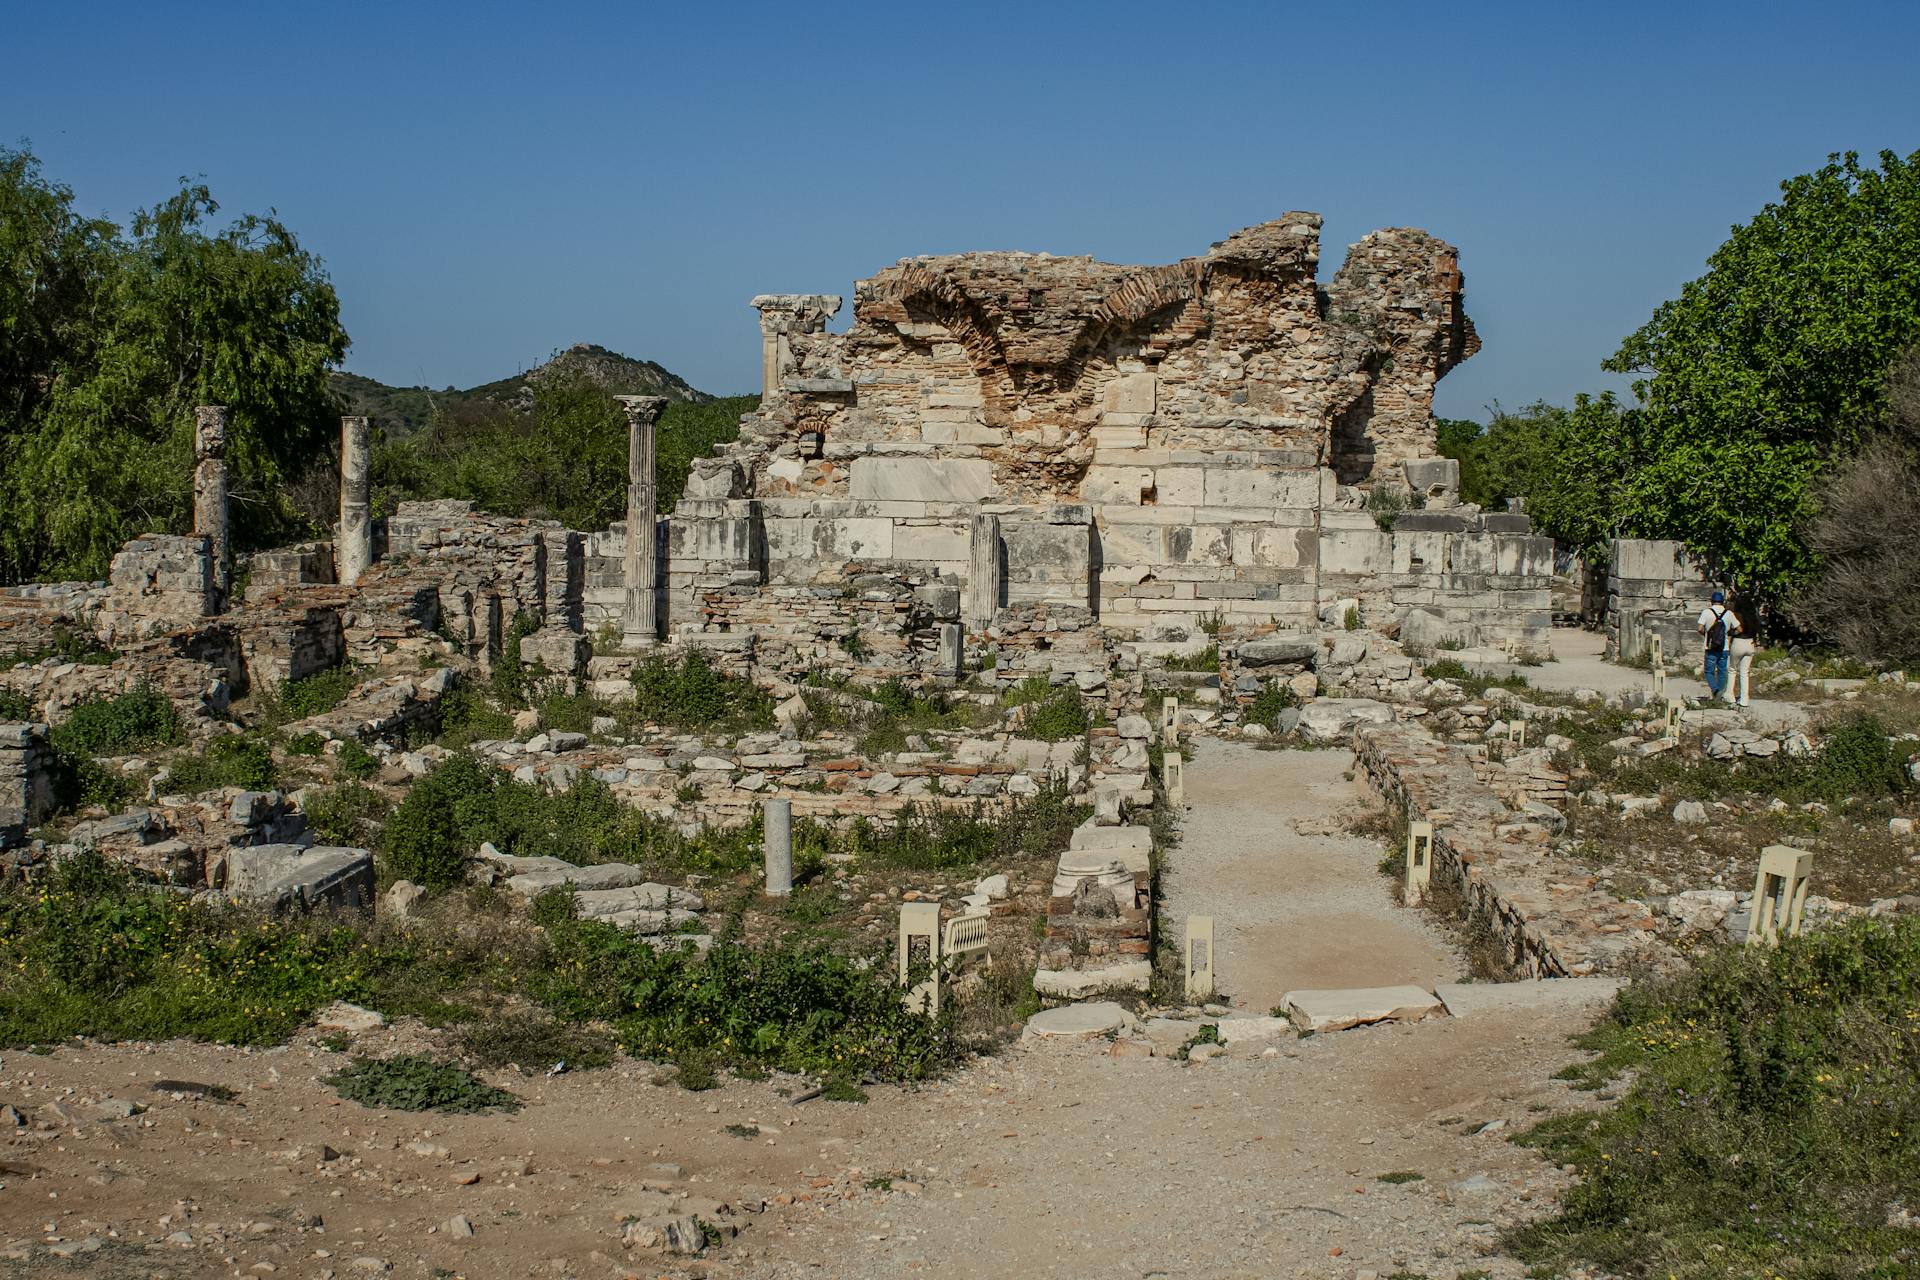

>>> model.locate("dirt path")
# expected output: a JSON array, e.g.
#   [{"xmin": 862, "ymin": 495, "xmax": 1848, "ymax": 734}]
[
  {"xmin": 1534, "ymin": 626, "xmax": 1809, "ymax": 731},
  {"xmin": 0, "ymin": 1007, "xmax": 1610, "ymax": 1280},
  {"xmin": 1166, "ymin": 741, "xmax": 1461, "ymax": 1012}
]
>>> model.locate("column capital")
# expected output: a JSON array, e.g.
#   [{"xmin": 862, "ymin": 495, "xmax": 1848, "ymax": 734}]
[
  {"xmin": 614, "ymin": 394, "xmax": 669, "ymax": 425},
  {"xmin": 750, "ymin": 294, "xmax": 842, "ymax": 335},
  {"xmin": 194, "ymin": 405, "xmax": 230, "ymax": 456}
]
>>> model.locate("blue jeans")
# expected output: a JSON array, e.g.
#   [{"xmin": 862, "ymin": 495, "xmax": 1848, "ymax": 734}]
[{"xmin": 1703, "ymin": 650, "xmax": 1728, "ymax": 697}]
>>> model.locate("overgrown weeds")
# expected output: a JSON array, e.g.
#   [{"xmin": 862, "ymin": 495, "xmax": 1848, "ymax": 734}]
[
  {"xmin": 630, "ymin": 650, "xmax": 773, "ymax": 731},
  {"xmin": 1511, "ymin": 918, "xmax": 1920, "ymax": 1279},
  {"xmin": 327, "ymin": 1053, "xmax": 519, "ymax": 1113}
]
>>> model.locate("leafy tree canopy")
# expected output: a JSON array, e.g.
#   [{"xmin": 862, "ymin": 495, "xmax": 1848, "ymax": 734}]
[
  {"xmin": 0, "ymin": 145, "xmax": 347, "ymax": 584},
  {"xmin": 1599, "ymin": 148, "xmax": 1920, "ymax": 601}
]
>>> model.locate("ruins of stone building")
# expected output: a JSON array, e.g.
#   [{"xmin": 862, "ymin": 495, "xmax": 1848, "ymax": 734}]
[
  {"xmin": 0, "ymin": 214, "xmax": 1549, "ymax": 736},
  {"xmin": 577, "ymin": 214, "xmax": 1549, "ymax": 663}
]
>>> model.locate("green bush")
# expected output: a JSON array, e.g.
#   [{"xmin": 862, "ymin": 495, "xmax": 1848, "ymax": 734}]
[
  {"xmin": 630, "ymin": 650, "xmax": 772, "ymax": 730},
  {"xmin": 327, "ymin": 1053, "xmax": 519, "ymax": 1113},
  {"xmin": 1001, "ymin": 680, "xmax": 1090, "ymax": 742},
  {"xmin": 490, "ymin": 611, "xmax": 542, "ymax": 706},
  {"xmin": 51, "ymin": 685, "xmax": 181, "ymax": 755},
  {"xmin": 303, "ymin": 783, "xmax": 390, "ymax": 848},
  {"xmin": 336, "ymin": 740, "xmax": 379, "ymax": 780},
  {"xmin": 1424, "ymin": 657, "xmax": 1472, "ymax": 681},
  {"xmin": 0, "ymin": 687, "xmax": 33, "ymax": 720},
  {"xmin": 163, "ymin": 733, "xmax": 276, "ymax": 794},
  {"xmin": 268, "ymin": 666, "xmax": 360, "ymax": 724},
  {"xmin": 0, "ymin": 852, "xmax": 379, "ymax": 1047},
  {"xmin": 1804, "ymin": 713, "xmax": 1909, "ymax": 799},
  {"xmin": 536, "ymin": 924, "xmax": 955, "ymax": 1088},
  {"xmin": 434, "ymin": 676, "xmax": 516, "ymax": 748},
  {"xmin": 383, "ymin": 754, "xmax": 492, "ymax": 889},
  {"xmin": 1244, "ymin": 681, "xmax": 1297, "ymax": 728},
  {"xmin": 1513, "ymin": 918, "xmax": 1920, "ymax": 1279}
]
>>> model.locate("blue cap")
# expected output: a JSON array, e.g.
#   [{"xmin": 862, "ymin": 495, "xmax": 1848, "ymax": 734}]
[{"xmin": 1710, "ymin": 590, "xmax": 1725, "ymax": 602}]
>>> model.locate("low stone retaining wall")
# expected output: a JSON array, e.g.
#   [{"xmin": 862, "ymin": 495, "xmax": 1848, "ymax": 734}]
[{"xmin": 1353, "ymin": 721, "xmax": 1668, "ymax": 977}]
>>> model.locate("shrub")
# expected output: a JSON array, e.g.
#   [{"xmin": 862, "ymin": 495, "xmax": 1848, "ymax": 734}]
[
  {"xmin": 1244, "ymin": 681, "xmax": 1296, "ymax": 728},
  {"xmin": 268, "ymin": 666, "xmax": 360, "ymax": 724},
  {"xmin": 1025, "ymin": 686, "xmax": 1091, "ymax": 742},
  {"xmin": 536, "ymin": 925, "xmax": 957, "ymax": 1088},
  {"xmin": 336, "ymin": 740, "xmax": 379, "ymax": 779},
  {"xmin": 1423, "ymin": 657, "xmax": 1471, "ymax": 681},
  {"xmin": 51, "ymin": 685, "xmax": 181, "ymax": 756},
  {"xmin": 1512, "ymin": 918, "xmax": 1920, "ymax": 1279},
  {"xmin": 812, "ymin": 780, "xmax": 1085, "ymax": 870},
  {"xmin": 630, "ymin": 650, "xmax": 772, "ymax": 730},
  {"xmin": 327, "ymin": 1053, "xmax": 519, "ymax": 1113},
  {"xmin": 0, "ymin": 687, "xmax": 33, "ymax": 719},
  {"xmin": 434, "ymin": 676, "xmax": 515, "ymax": 748},
  {"xmin": 303, "ymin": 783, "xmax": 390, "ymax": 848},
  {"xmin": 490, "ymin": 611, "xmax": 542, "ymax": 706},
  {"xmin": 383, "ymin": 754, "xmax": 493, "ymax": 889},
  {"xmin": 163, "ymin": 733, "xmax": 277, "ymax": 794},
  {"xmin": 1795, "ymin": 351, "xmax": 1920, "ymax": 665}
]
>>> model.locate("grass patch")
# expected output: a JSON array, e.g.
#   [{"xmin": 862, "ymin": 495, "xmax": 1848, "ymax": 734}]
[
  {"xmin": 1001, "ymin": 678, "xmax": 1092, "ymax": 741},
  {"xmin": 1510, "ymin": 917, "xmax": 1920, "ymax": 1279},
  {"xmin": 455, "ymin": 1008, "xmax": 615, "ymax": 1073},
  {"xmin": 1377, "ymin": 1169, "xmax": 1425, "ymax": 1184},
  {"xmin": 327, "ymin": 1053, "xmax": 519, "ymax": 1113},
  {"xmin": 51, "ymin": 685, "xmax": 180, "ymax": 755},
  {"xmin": 1243, "ymin": 680, "xmax": 1297, "ymax": 728}
]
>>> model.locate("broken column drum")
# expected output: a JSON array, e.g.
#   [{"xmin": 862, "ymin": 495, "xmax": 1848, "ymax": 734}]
[
  {"xmin": 616, "ymin": 395, "xmax": 667, "ymax": 650},
  {"xmin": 192, "ymin": 405, "xmax": 231, "ymax": 609},
  {"xmin": 338, "ymin": 415, "xmax": 372, "ymax": 586}
]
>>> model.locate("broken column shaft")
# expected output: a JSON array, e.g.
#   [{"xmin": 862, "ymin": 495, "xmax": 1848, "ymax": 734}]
[
  {"xmin": 762, "ymin": 798, "xmax": 793, "ymax": 897},
  {"xmin": 338, "ymin": 415, "xmax": 372, "ymax": 586},
  {"xmin": 193, "ymin": 405, "xmax": 231, "ymax": 610},
  {"xmin": 615, "ymin": 394, "xmax": 668, "ymax": 650}
]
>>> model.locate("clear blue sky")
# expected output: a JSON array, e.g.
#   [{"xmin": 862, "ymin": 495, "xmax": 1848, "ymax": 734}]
[{"xmin": 7, "ymin": 0, "xmax": 1917, "ymax": 420}]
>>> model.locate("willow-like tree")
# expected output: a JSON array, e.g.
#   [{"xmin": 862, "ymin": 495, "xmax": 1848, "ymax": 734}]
[{"xmin": 0, "ymin": 146, "xmax": 348, "ymax": 584}]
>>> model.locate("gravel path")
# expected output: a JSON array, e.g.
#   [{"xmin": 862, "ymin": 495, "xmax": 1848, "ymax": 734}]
[{"xmin": 1165, "ymin": 740, "xmax": 1462, "ymax": 1013}]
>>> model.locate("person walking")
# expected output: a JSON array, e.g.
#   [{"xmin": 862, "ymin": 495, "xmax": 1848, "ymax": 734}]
[
  {"xmin": 1728, "ymin": 594, "xmax": 1759, "ymax": 708},
  {"xmin": 1697, "ymin": 589, "xmax": 1741, "ymax": 705}
]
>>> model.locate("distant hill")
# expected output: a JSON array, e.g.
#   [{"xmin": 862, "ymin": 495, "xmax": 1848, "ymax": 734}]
[{"xmin": 331, "ymin": 343, "xmax": 712, "ymax": 437}]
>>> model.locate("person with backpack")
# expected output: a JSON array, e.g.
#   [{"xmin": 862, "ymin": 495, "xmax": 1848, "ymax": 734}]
[{"xmin": 1697, "ymin": 589, "xmax": 1742, "ymax": 704}]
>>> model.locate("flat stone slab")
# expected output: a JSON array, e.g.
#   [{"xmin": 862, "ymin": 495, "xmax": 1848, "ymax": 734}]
[
  {"xmin": 572, "ymin": 884, "xmax": 706, "ymax": 917},
  {"xmin": 1023, "ymin": 1001, "xmax": 1136, "ymax": 1040},
  {"xmin": 1068, "ymin": 821, "xmax": 1152, "ymax": 872},
  {"xmin": 226, "ymin": 844, "xmax": 373, "ymax": 912},
  {"xmin": 1434, "ymin": 978, "xmax": 1621, "ymax": 1019},
  {"xmin": 1033, "ymin": 961, "xmax": 1152, "ymax": 998},
  {"xmin": 507, "ymin": 862, "xmax": 661, "ymax": 895},
  {"xmin": 1142, "ymin": 1017, "xmax": 1202, "ymax": 1048},
  {"xmin": 1212, "ymin": 1015, "xmax": 1295, "ymax": 1043},
  {"xmin": 1281, "ymin": 985, "xmax": 1444, "ymax": 1033}
]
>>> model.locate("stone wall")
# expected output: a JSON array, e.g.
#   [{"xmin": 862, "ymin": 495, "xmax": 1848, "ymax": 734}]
[
  {"xmin": 384, "ymin": 500, "xmax": 580, "ymax": 663},
  {"xmin": 1606, "ymin": 538, "xmax": 1717, "ymax": 661},
  {"xmin": 1354, "ymin": 720, "xmax": 1667, "ymax": 978},
  {"xmin": 95, "ymin": 535, "xmax": 215, "ymax": 644},
  {"xmin": 0, "ymin": 722, "xmax": 54, "ymax": 850}
]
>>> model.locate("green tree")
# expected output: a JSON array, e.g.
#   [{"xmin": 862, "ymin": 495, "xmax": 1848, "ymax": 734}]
[
  {"xmin": 1603, "ymin": 149, "xmax": 1920, "ymax": 602},
  {"xmin": 0, "ymin": 145, "xmax": 348, "ymax": 583}
]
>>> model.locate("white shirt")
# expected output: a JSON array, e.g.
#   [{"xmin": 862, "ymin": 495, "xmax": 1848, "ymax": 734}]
[{"xmin": 1697, "ymin": 605, "xmax": 1742, "ymax": 636}]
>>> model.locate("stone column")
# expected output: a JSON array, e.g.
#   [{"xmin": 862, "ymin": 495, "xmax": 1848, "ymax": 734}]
[
  {"xmin": 615, "ymin": 394, "xmax": 668, "ymax": 650},
  {"xmin": 338, "ymin": 415, "xmax": 372, "ymax": 586},
  {"xmin": 193, "ymin": 406, "xmax": 231, "ymax": 610},
  {"xmin": 966, "ymin": 512, "xmax": 1003, "ymax": 631},
  {"xmin": 762, "ymin": 798, "xmax": 793, "ymax": 897},
  {"xmin": 749, "ymin": 295, "xmax": 842, "ymax": 400}
]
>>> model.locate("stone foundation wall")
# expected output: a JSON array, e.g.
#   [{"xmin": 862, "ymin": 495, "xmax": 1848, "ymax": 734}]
[
  {"xmin": 95, "ymin": 535, "xmax": 215, "ymax": 644},
  {"xmin": 384, "ymin": 500, "xmax": 579, "ymax": 664},
  {"xmin": 1353, "ymin": 720, "xmax": 1667, "ymax": 978}
]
